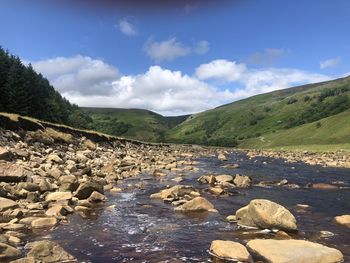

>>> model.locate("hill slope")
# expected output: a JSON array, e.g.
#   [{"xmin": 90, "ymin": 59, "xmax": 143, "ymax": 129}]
[
  {"xmin": 241, "ymin": 110, "xmax": 350, "ymax": 151},
  {"xmin": 166, "ymin": 75, "xmax": 350, "ymax": 148},
  {"xmin": 82, "ymin": 107, "xmax": 189, "ymax": 142}
]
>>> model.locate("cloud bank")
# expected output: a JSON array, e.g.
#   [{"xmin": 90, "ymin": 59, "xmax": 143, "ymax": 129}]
[{"xmin": 31, "ymin": 56, "xmax": 330, "ymax": 116}]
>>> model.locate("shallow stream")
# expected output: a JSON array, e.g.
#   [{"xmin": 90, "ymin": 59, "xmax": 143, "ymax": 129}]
[{"xmin": 32, "ymin": 152, "xmax": 350, "ymax": 262}]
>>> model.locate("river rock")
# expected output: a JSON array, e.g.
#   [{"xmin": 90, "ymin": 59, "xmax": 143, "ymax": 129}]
[
  {"xmin": 31, "ymin": 217, "xmax": 57, "ymax": 228},
  {"xmin": 311, "ymin": 183, "xmax": 338, "ymax": 190},
  {"xmin": 236, "ymin": 205, "xmax": 257, "ymax": 228},
  {"xmin": 150, "ymin": 185, "xmax": 196, "ymax": 200},
  {"xmin": 83, "ymin": 139, "xmax": 96, "ymax": 151},
  {"xmin": 47, "ymin": 154, "xmax": 63, "ymax": 164},
  {"xmin": 210, "ymin": 240, "xmax": 253, "ymax": 262},
  {"xmin": 174, "ymin": 197, "xmax": 217, "ymax": 212},
  {"xmin": 9, "ymin": 257, "xmax": 35, "ymax": 263},
  {"xmin": 0, "ymin": 242, "xmax": 21, "ymax": 261},
  {"xmin": 26, "ymin": 240, "xmax": 76, "ymax": 262},
  {"xmin": 0, "ymin": 197, "xmax": 18, "ymax": 212},
  {"xmin": 246, "ymin": 239, "xmax": 344, "ymax": 263},
  {"xmin": 74, "ymin": 181, "xmax": 103, "ymax": 200},
  {"xmin": 235, "ymin": 199, "xmax": 297, "ymax": 231},
  {"xmin": 88, "ymin": 191, "xmax": 107, "ymax": 202},
  {"xmin": 334, "ymin": 215, "xmax": 350, "ymax": 227},
  {"xmin": 218, "ymin": 153, "xmax": 228, "ymax": 161},
  {"xmin": 46, "ymin": 192, "xmax": 73, "ymax": 202},
  {"xmin": 198, "ymin": 175, "xmax": 216, "ymax": 185},
  {"xmin": 17, "ymin": 182, "xmax": 40, "ymax": 192},
  {"xmin": 209, "ymin": 186, "xmax": 225, "ymax": 196},
  {"xmin": 59, "ymin": 175, "xmax": 78, "ymax": 192},
  {"xmin": 233, "ymin": 174, "xmax": 252, "ymax": 188},
  {"xmin": 0, "ymin": 147, "xmax": 11, "ymax": 160},
  {"xmin": 215, "ymin": 174, "xmax": 233, "ymax": 184},
  {"xmin": 226, "ymin": 215, "xmax": 237, "ymax": 222},
  {"xmin": 223, "ymin": 163, "xmax": 240, "ymax": 169},
  {"xmin": 45, "ymin": 205, "xmax": 70, "ymax": 217},
  {"xmin": 0, "ymin": 163, "xmax": 31, "ymax": 182}
]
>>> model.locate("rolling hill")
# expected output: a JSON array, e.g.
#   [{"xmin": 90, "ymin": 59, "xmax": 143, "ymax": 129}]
[
  {"xmin": 165, "ymin": 75, "xmax": 350, "ymax": 149},
  {"xmin": 82, "ymin": 107, "xmax": 189, "ymax": 142}
]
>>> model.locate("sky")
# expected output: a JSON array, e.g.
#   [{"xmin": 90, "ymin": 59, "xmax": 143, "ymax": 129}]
[{"xmin": 1, "ymin": 0, "xmax": 350, "ymax": 116}]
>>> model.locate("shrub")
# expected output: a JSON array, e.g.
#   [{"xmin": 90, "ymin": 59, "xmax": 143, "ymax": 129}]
[{"xmin": 286, "ymin": 97, "xmax": 298, "ymax": 104}]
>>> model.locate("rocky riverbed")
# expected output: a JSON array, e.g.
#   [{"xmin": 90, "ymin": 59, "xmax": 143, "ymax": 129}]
[
  {"xmin": 0, "ymin": 126, "xmax": 349, "ymax": 262},
  {"xmin": 245, "ymin": 149, "xmax": 350, "ymax": 168}
]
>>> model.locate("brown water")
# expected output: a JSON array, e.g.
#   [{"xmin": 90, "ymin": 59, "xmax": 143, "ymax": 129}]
[{"xmin": 32, "ymin": 152, "xmax": 350, "ymax": 262}]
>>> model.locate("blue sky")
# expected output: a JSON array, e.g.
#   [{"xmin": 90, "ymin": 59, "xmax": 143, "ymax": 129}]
[{"xmin": 1, "ymin": 0, "xmax": 349, "ymax": 115}]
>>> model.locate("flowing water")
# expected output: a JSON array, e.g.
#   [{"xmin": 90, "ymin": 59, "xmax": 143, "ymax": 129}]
[{"xmin": 32, "ymin": 152, "xmax": 350, "ymax": 262}]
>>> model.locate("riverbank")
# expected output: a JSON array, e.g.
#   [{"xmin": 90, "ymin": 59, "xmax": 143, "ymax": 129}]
[
  {"xmin": 0, "ymin": 115, "xmax": 349, "ymax": 262},
  {"xmin": 245, "ymin": 148, "xmax": 350, "ymax": 168}
]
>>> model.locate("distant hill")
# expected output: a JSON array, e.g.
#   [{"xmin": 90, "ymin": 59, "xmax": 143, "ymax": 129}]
[
  {"xmin": 81, "ymin": 107, "xmax": 189, "ymax": 142},
  {"xmin": 0, "ymin": 47, "xmax": 91, "ymax": 129},
  {"xmin": 166, "ymin": 75, "xmax": 350, "ymax": 149}
]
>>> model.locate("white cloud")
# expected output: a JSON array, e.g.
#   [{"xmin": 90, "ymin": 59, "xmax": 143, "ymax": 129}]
[
  {"xmin": 31, "ymin": 56, "xmax": 331, "ymax": 116},
  {"xmin": 143, "ymin": 37, "xmax": 191, "ymax": 62},
  {"xmin": 60, "ymin": 65, "xmax": 235, "ymax": 115},
  {"xmin": 239, "ymin": 68, "xmax": 329, "ymax": 99},
  {"xmin": 31, "ymin": 56, "xmax": 120, "ymax": 95},
  {"xmin": 320, "ymin": 58, "xmax": 340, "ymax": 69},
  {"xmin": 196, "ymin": 59, "xmax": 330, "ymax": 100},
  {"xmin": 117, "ymin": 18, "xmax": 137, "ymax": 36},
  {"xmin": 195, "ymin": 40, "xmax": 209, "ymax": 55},
  {"xmin": 195, "ymin": 59, "xmax": 247, "ymax": 82}
]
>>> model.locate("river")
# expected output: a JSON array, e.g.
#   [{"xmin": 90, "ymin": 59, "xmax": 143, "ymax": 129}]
[{"xmin": 31, "ymin": 151, "xmax": 350, "ymax": 262}]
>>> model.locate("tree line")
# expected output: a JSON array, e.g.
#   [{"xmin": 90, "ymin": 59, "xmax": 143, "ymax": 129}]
[{"xmin": 0, "ymin": 47, "xmax": 91, "ymax": 128}]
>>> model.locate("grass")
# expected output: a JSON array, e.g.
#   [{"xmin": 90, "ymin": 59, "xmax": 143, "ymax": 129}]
[{"xmin": 239, "ymin": 110, "xmax": 350, "ymax": 152}]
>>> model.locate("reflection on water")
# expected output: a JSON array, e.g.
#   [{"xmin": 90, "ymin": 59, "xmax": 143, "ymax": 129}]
[{"xmin": 33, "ymin": 152, "xmax": 350, "ymax": 262}]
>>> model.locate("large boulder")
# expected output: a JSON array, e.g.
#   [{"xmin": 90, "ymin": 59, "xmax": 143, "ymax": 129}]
[
  {"xmin": 74, "ymin": 181, "xmax": 103, "ymax": 200},
  {"xmin": 235, "ymin": 199, "xmax": 297, "ymax": 231},
  {"xmin": 0, "ymin": 197, "xmax": 18, "ymax": 212},
  {"xmin": 0, "ymin": 242, "xmax": 21, "ymax": 261},
  {"xmin": 247, "ymin": 239, "xmax": 343, "ymax": 263},
  {"xmin": 236, "ymin": 205, "xmax": 256, "ymax": 228},
  {"xmin": 0, "ymin": 163, "xmax": 32, "ymax": 182},
  {"xmin": 26, "ymin": 240, "xmax": 76, "ymax": 262},
  {"xmin": 174, "ymin": 197, "xmax": 217, "ymax": 212},
  {"xmin": 210, "ymin": 240, "xmax": 253, "ymax": 262}
]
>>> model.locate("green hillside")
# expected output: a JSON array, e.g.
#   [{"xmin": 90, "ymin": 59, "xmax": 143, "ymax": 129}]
[
  {"xmin": 82, "ymin": 107, "xmax": 189, "ymax": 142},
  {"xmin": 166, "ymin": 75, "xmax": 350, "ymax": 148},
  {"xmin": 240, "ymin": 110, "xmax": 350, "ymax": 151}
]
